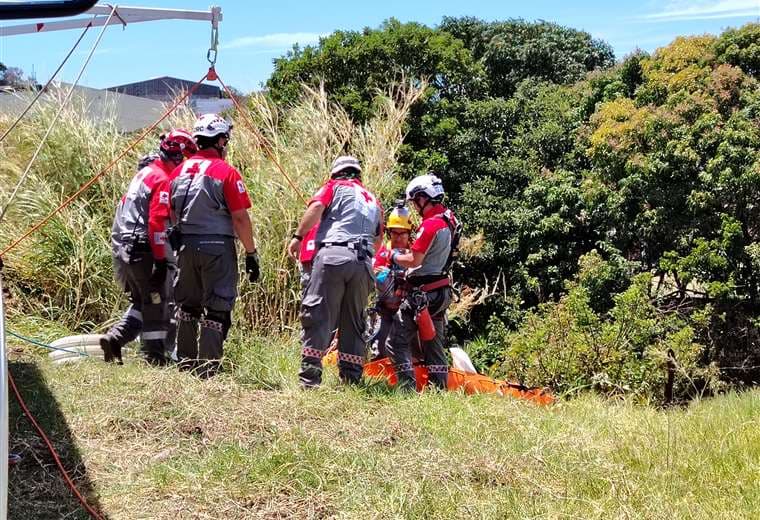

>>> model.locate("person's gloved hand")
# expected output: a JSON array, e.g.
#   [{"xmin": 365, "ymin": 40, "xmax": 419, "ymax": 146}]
[
  {"xmin": 149, "ymin": 259, "xmax": 168, "ymax": 289},
  {"xmin": 246, "ymin": 251, "xmax": 260, "ymax": 283}
]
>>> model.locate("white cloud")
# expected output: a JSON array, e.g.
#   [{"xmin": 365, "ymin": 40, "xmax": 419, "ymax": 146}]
[
  {"xmin": 641, "ymin": 0, "xmax": 760, "ymax": 22},
  {"xmin": 222, "ymin": 32, "xmax": 325, "ymax": 50}
]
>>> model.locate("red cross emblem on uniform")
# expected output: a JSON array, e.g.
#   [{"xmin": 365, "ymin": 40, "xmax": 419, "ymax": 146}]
[{"xmin": 185, "ymin": 162, "xmax": 201, "ymax": 174}]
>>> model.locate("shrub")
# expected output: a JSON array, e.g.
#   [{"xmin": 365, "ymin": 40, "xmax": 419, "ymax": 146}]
[{"xmin": 491, "ymin": 262, "xmax": 717, "ymax": 401}]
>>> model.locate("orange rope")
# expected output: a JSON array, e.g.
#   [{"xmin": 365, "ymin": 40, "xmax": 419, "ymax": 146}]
[
  {"xmin": 0, "ymin": 71, "xmax": 209, "ymax": 257},
  {"xmin": 214, "ymin": 72, "xmax": 307, "ymax": 204}
]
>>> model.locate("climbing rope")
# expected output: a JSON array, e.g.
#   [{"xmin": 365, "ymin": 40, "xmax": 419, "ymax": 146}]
[
  {"xmin": 0, "ymin": 16, "xmax": 95, "ymax": 145},
  {"xmin": 0, "ymin": 4, "xmax": 118, "ymax": 226}
]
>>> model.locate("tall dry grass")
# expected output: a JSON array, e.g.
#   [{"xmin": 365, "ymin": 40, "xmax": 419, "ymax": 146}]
[{"xmin": 0, "ymin": 81, "xmax": 423, "ymax": 332}]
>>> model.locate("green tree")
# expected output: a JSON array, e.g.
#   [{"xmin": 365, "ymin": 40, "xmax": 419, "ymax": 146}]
[
  {"xmin": 440, "ymin": 17, "xmax": 615, "ymax": 98},
  {"xmin": 267, "ymin": 18, "xmax": 483, "ymax": 122}
]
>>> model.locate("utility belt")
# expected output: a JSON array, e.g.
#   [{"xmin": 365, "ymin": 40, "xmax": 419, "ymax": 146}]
[
  {"xmin": 119, "ymin": 232, "xmax": 149, "ymax": 245},
  {"xmin": 398, "ymin": 276, "xmax": 451, "ymax": 318},
  {"xmin": 318, "ymin": 239, "xmax": 371, "ymax": 260},
  {"xmin": 406, "ymin": 275, "xmax": 450, "ymax": 292}
]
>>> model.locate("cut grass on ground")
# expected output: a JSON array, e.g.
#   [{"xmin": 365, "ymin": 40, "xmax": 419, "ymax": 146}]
[{"xmin": 6, "ymin": 333, "xmax": 760, "ymax": 519}]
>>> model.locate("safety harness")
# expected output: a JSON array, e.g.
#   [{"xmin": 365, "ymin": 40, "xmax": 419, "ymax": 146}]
[
  {"xmin": 407, "ymin": 208, "xmax": 462, "ymax": 290},
  {"xmin": 436, "ymin": 208, "xmax": 462, "ymax": 277}
]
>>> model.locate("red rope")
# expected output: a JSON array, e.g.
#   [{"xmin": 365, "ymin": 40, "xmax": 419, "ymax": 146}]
[
  {"xmin": 8, "ymin": 369, "xmax": 105, "ymax": 520},
  {"xmin": 214, "ymin": 71, "xmax": 307, "ymax": 204},
  {"xmin": 0, "ymin": 71, "xmax": 210, "ymax": 257}
]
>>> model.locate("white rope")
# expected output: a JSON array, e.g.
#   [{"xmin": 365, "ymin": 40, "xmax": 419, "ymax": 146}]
[{"xmin": 0, "ymin": 4, "xmax": 118, "ymax": 225}]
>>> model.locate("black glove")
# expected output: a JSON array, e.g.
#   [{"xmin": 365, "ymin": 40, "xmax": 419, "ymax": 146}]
[
  {"xmin": 149, "ymin": 259, "xmax": 168, "ymax": 290},
  {"xmin": 245, "ymin": 251, "xmax": 260, "ymax": 283}
]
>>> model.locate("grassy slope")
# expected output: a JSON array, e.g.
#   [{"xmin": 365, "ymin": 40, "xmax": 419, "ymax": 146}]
[{"xmin": 6, "ymin": 330, "xmax": 760, "ymax": 520}]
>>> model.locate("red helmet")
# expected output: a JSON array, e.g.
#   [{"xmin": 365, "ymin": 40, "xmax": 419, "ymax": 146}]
[{"xmin": 160, "ymin": 128, "xmax": 197, "ymax": 160}]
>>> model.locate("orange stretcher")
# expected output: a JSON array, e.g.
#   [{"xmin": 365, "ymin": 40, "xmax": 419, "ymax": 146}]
[{"xmin": 324, "ymin": 351, "xmax": 554, "ymax": 405}]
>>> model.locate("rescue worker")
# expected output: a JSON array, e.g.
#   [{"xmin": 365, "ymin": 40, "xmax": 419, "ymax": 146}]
[
  {"xmin": 385, "ymin": 174, "xmax": 460, "ymax": 391},
  {"xmin": 170, "ymin": 113, "xmax": 260, "ymax": 377},
  {"xmin": 370, "ymin": 201, "xmax": 414, "ymax": 359},
  {"xmin": 100, "ymin": 129, "xmax": 197, "ymax": 365},
  {"xmin": 287, "ymin": 155, "xmax": 383, "ymax": 388}
]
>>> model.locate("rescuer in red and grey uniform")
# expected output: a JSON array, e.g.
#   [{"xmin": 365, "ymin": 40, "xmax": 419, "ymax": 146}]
[
  {"xmin": 170, "ymin": 113, "xmax": 260, "ymax": 377},
  {"xmin": 100, "ymin": 129, "xmax": 197, "ymax": 365},
  {"xmin": 287, "ymin": 156, "xmax": 383, "ymax": 388},
  {"xmin": 386, "ymin": 174, "xmax": 460, "ymax": 391}
]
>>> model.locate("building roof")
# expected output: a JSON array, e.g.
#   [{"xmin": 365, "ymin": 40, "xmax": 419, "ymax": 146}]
[
  {"xmin": 0, "ymin": 83, "xmax": 167, "ymax": 132},
  {"xmin": 106, "ymin": 76, "xmax": 221, "ymax": 98}
]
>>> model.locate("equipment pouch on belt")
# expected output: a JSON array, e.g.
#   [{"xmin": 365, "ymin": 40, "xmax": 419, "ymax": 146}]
[
  {"xmin": 357, "ymin": 238, "xmax": 369, "ymax": 261},
  {"xmin": 119, "ymin": 235, "xmax": 150, "ymax": 264},
  {"xmin": 166, "ymin": 225, "xmax": 182, "ymax": 252}
]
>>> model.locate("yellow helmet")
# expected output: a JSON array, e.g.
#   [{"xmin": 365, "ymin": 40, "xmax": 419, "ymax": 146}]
[{"xmin": 386, "ymin": 204, "xmax": 413, "ymax": 231}]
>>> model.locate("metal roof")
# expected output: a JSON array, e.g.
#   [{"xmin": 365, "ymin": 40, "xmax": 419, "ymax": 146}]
[{"xmin": 0, "ymin": 83, "xmax": 168, "ymax": 132}]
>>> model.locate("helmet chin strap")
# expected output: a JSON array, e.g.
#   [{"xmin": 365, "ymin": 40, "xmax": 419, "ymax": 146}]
[
  {"xmin": 414, "ymin": 196, "xmax": 431, "ymax": 217},
  {"xmin": 214, "ymin": 135, "xmax": 229, "ymax": 158}
]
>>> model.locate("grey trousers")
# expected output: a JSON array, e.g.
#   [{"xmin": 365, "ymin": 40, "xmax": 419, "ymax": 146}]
[
  {"xmin": 174, "ymin": 237, "xmax": 238, "ymax": 373},
  {"xmin": 107, "ymin": 250, "xmax": 169, "ymax": 360},
  {"xmin": 299, "ymin": 261, "xmax": 312, "ymax": 296},
  {"xmin": 299, "ymin": 247, "xmax": 373, "ymax": 387},
  {"xmin": 386, "ymin": 287, "xmax": 451, "ymax": 391}
]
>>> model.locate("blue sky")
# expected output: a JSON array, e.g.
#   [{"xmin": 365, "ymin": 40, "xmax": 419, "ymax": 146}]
[{"xmin": 1, "ymin": 0, "xmax": 759, "ymax": 92}]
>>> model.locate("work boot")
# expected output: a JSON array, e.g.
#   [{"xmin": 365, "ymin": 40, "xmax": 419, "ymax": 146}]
[
  {"xmin": 143, "ymin": 353, "xmax": 167, "ymax": 367},
  {"xmin": 177, "ymin": 357, "xmax": 198, "ymax": 373},
  {"xmin": 298, "ymin": 360, "xmax": 323, "ymax": 389},
  {"xmin": 141, "ymin": 340, "xmax": 167, "ymax": 367},
  {"xmin": 194, "ymin": 360, "xmax": 220, "ymax": 379},
  {"xmin": 99, "ymin": 336, "xmax": 123, "ymax": 365}
]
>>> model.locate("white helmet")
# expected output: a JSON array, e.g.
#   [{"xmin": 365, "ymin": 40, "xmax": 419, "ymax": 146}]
[
  {"xmin": 330, "ymin": 155, "xmax": 362, "ymax": 178},
  {"xmin": 192, "ymin": 113, "xmax": 233, "ymax": 139},
  {"xmin": 405, "ymin": 173, "xmax": 445, "ymax": 202}
]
